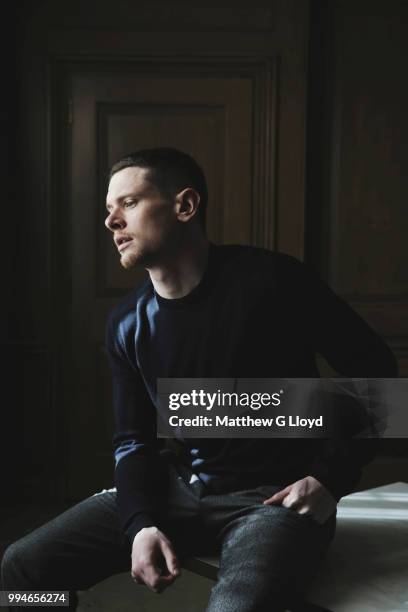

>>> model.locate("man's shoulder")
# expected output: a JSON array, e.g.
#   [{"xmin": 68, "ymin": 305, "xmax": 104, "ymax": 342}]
[
  {"xmin": 216, "ymin": 243, "xmax": 306, "ymax": 280},
  {"xmin": 217, "ymin": 243, "xmax": 300, "ymax": 263},
  {"xmin": 107, "ymin": 277, "xmax": 152, "ymax": 331}
]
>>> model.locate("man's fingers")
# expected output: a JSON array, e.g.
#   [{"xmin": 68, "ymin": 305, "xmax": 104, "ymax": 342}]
[
  {"xmin": 160, "ymin": 539, "xmax": 180, "ymax": 577},
  {"xmin": 263, "ymin": 485, "xmax": 291, "ymax": 505},
  {"xmin": 139, "ymin": 556, "xmax": 179, "ymax": 593},
  {"xmin": 133, "ymin": 572, "xmax": 175, "ymax": 593},
  {"xmin": 147, "ymin": 572, "xmax": 177, "ymax": 594},
  {"xmin": 140, "ymin": 562, "xmax": 165, "ymax": 592},
  {"xmin": 130, "ymin": 528, "xmax": 180, "ymax": 594},
  {"xmin": 263, "ymin": 476, "xmax": 338, "ymax": 524},
  {"xmin": 263, "ymin": 485, "xmax": 305, "ymax": 509},
  {"xmin": 295, "ymin": 505, "xmax": 311, "ymax": 515},
  {"xmin": 281, "ymin": 491, "xmax": 303, "ymax": 509}
]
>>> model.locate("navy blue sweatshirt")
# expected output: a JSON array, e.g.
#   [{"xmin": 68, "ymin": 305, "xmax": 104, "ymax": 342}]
[{"xmin": 106, "ymin": 243, "xmax": 398, "ymax": 543}]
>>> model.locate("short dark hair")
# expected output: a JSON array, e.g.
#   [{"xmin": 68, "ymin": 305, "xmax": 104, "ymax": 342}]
[{"xmin": 109, "ymin": 147, "xmax": 208, "ymax": 228}]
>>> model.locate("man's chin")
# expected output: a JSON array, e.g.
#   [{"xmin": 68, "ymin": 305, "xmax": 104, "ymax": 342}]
[
  {"xmin": 120, "ymin": 249, "xmax": 151, "ymax": 269},
  {"xmin": 120, "ymin": 251, "xmax": 142, "ymax": 269}
]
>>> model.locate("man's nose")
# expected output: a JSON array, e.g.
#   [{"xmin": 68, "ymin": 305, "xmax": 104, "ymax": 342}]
[{"xmin": 105, "ymin": 209, "xmax": 126, "ymax": 231}]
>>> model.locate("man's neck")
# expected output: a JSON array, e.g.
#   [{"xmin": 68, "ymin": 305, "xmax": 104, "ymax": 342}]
[{"xmin": 147, "ymin": 235, "xmax": 210, "ymax": 300}]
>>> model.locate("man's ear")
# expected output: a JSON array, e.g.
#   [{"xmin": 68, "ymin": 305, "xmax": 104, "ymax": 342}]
[{"xmin": 175, "ymin": 188, "xmax": 201, "ymax": 222}]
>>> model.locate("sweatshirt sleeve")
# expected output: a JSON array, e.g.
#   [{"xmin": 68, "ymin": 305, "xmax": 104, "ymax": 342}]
[
  {"xmin": 106, "ymin": 314, "xmax": 163, "ymax": 544},
  {"xmin": 291, "ymin": 258, "xmax": 398, "ymax": 500},
  {"xmin": 305, "ymin": 270, "xmax": 398, "ymax": 379}
]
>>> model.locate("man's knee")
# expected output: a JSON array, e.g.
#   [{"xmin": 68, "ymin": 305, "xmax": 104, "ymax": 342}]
[
  {"xmin": 224, "ymin": 504, "xmax": 298, "ymax": 543},
  {"xmin": 1, "ymin": 530, "xmax": 55, "ymax": 589},
  {"xmin": 1, "ymin": 540, "xmax": 27, "ymax": 587},
  {"xmin": 2, "ymin": 542, "xmax": 79, "ymax": 611}
]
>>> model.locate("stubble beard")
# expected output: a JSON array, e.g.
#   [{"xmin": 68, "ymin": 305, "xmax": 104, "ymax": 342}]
[
  {"xmin": 119, "ymin": 228, "xmax": 180, "ymax": 270},
  {"xmin": 120, "ymin": 242, "xmax": 156, "ymax": 269},
  {"xmin": 120, "ymin": 249, "xmax": 143, "ymax": 270}
]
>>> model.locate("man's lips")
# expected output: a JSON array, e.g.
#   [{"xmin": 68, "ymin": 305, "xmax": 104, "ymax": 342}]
[{"xmin": 117, "ymin": 238, "xmax": 133, "ymax": 252}]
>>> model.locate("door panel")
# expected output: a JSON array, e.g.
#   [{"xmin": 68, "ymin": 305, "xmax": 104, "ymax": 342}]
[
  {"xmin": 68, "ymin": 68, "xmax": 256, "ymax": 497},
  {"xmin": 13, "ymin": 0, "xmax": 310, "ymax": 501}
]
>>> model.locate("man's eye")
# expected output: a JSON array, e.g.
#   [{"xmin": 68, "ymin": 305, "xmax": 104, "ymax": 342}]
[{"xmin": 124, "ymin": 200, "xmax": 137, "ymax": 208}]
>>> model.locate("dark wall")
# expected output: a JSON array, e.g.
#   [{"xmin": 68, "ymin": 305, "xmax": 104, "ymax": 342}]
[
  {"xmin": 307, "ymin": 0, "xmax": 408, "ymax": 368},
  {"xmin": 306, "ymin": 0, "xmax": 408, "ymax": 474},
  {"xmin": 3, "ymin": 0, "xmax": 407, "ymax": 507},
  {"xmin": 1, "ymin": 3, "xmax": 24, "ymax": 504}
]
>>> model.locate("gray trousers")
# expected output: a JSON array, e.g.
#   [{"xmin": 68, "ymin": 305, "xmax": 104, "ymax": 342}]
[{"xmin": 1, "ymin": 456, "xmax": 336, "ymax": 612}]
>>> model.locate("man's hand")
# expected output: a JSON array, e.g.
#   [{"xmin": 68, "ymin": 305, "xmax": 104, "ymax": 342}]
[
  {"xmin": 263, "ymin": 476, "xmax": 337, "ymax": 524},
  {"xmin": 131, "ymin": 526, "xmax": 180, "ymax": 593}
]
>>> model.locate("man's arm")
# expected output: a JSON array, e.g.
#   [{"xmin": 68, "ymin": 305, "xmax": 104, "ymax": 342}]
[
  {"xmin": 266, "ymin": 257, "xmax": 398, "ymax": 518},
  {"xmin": 304, "ymin": 266, "xmax": 398, "ymax": 380},
  {"xmin": 106, "ymin": 315, "xmax": 180, "ymax": 591},
  {"xmin": 106, "ymin": 314, "xmax": 159, "ymax": 541},
  {"xmin": 303, "ymin": 260, "xmax": 397, "ymax": 499}
]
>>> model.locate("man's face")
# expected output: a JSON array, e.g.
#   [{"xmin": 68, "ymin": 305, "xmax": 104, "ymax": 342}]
[{"xmin": 105, "ymin": 166, "xmax": 178, "ymax": 269}]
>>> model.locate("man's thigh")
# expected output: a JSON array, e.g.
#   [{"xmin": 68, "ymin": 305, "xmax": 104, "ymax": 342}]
[
  {"xmin": 1, "ymin": 461, "xmax": 209, "ymax": 595},
  {"xmin": 203, "ymin": 486, "xmax": 336, "ymax": 612},
  {"xmin": 1, "ymin": 489, "xmax": 131, "ymax": 595}
]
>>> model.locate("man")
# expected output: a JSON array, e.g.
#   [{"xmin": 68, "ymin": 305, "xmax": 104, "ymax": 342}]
[{"xmin": 1, "ymin": 148, "xmax": 397, "ymax": 611}]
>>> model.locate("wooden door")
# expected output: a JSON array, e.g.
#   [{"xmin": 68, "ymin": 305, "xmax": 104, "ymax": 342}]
[
  {"xmin": 17, "ymin": 0, "xmax": 308, "ymax": 502},
  {"xmin": 66, "ymin": 62, "xmax": 275, "ymax": 498}
]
